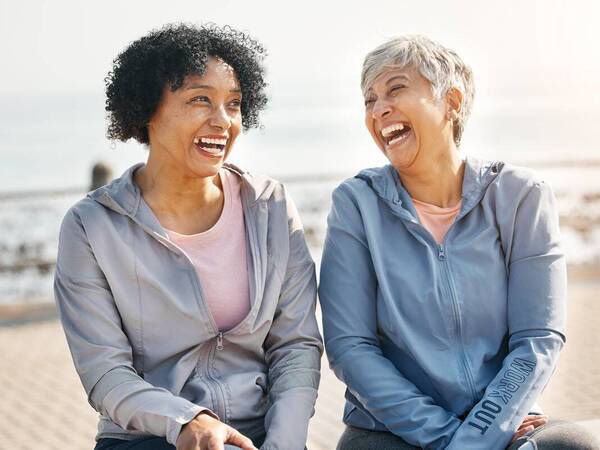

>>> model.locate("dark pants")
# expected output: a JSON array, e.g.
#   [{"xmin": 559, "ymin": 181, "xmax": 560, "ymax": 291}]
[
  {"xmin": 94, "ymin": 437, "xmax": 175, "ymax": 450},
  {"xmin": 95, "ymin": 433, "xmax": 265, "ymax": 450},
  {"xmin": 337, "ymin": 421, "xmax": 600, "ymax": 450}
]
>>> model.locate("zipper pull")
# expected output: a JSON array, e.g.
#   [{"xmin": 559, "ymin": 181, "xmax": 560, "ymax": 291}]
[
  {"xmin": 216, "ymin": 332, "xmax": 224, "ymax": 351},
  {"xmin": 438, "ymin": 244, "xmax": 446, "ymax": 261}
]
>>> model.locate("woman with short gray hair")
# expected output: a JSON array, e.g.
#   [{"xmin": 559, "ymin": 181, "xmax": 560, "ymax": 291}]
[{"xmin": 319, "ymin": 35, "xmax": 599, "ymax": 450}]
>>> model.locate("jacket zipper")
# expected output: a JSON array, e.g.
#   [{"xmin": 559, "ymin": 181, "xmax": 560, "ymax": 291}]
[
  {"xmin": 216, "ymin": 331, "xmax": 224, "ymax": 351},
  {"xmin": 205, "ymin": 332, "xmax": 228, "ymax": 421},
  {"xmin": 362, "ymin": 162, "xmax": 503, "ymax": 406},
  {"xmin": 437, "ymin": 243, "xmax": 478, "ymax": 403},
  {"xmin": 123, "ymin": 218, "xmax": 230, "ymax": 419},
  {"xmin": 124, "ymin": 187, "xmax": 265, "ymax": 419},
  {"xmin": 167, "ymin": 243, "xmax": 229, "ymax": 420},
  {"xmin": 389, "ymin": 202, "xmax": 480, "ymax": 405}
]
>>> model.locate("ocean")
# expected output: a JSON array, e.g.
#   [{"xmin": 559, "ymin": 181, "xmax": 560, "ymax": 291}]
[{"xmin": 1, "ymin": 93, "xmax": 599, "ymax": 303}]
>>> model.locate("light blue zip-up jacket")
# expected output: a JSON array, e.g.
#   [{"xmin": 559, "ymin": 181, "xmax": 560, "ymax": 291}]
[
  {"xmin": 319, "ymin": 157, "xmax": 566, "ymax": 450},
  {"xmin": 54, "ymin": 163, "xmax": 322, "ymax": 450}
]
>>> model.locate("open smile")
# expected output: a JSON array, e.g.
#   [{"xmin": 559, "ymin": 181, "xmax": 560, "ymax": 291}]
[
  {"xmin": 380, "ymin": 122, "xmax": 412, "ymax": 147},
  {"xmin": 193, "ymin": 135, "xmax": 227, "ymax": 157}
]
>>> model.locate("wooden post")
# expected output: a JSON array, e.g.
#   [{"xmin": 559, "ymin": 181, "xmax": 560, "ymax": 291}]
[{"xmin": 90, "ymin": 162, "xmax": 113, "ymax": 191}]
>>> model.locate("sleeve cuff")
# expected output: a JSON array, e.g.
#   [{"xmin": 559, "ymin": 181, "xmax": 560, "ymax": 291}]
[
  {"xmin": 166, "ymin": 406, "xmax": 218, "ymax": 445},
  {"xmin": 261, "ymin": 388, "xmax": 316, "ymax": 450}
]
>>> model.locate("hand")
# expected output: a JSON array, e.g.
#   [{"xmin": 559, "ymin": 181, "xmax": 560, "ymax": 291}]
[
  {"xmin": 176, "ymin": 412, "xmax": 258, "ymax": 450},
  {"xmin": 510, "ymin": 414, "xmax": 549, "ymax": 444}
]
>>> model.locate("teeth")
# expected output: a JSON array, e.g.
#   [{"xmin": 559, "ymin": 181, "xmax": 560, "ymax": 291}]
[
  {"xmin": 198, "ymin": 137, "xmax": 227, "ymax": 146},
  {"xmin": 388, "ymin": 133, "xmax": 408, "ymax": 146},
  {"xmin": 193, "ymin": 137, "xmax": 200, "ymax": 144},
  {"xmin": 381, "ymin": 123, "xmax": 405, "ymax": 137}
]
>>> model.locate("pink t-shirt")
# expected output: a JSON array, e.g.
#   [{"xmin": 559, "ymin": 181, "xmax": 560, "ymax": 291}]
[
  {"xmin": 412, "ymin": 198, "xmax": 462, "ymax": 245},
  {"xmin": 166, "ymin": 170, "xmax": 250, "ymax": 331}
]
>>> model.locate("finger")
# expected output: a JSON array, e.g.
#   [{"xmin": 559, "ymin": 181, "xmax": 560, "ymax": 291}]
[
  {"xmin": 511, "ymin": 428, "xmax": 529, "ymax": 444},
  {"xmin": 522, "ymin": 414, "xmax": 548, "ymax": 425},
  {"xmin": 520, "ymin": 425, "xmax": 535, "ymax": 435},
  {"xmin": 523, "ymin": 417, "xmax": 549, "ymax": 429},
  {"xmin": 226, "ymin": 429, "xmax": 258, "ymax": 450},
  {"xmin": 519, "ymin": 416, "xmax": 548, "ymax": 431},
  {"xmin": 511, "ymin": 425, "xmax": 534, "ymax": 443}
]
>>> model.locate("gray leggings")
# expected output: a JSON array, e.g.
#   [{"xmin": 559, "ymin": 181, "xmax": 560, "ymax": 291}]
[{"xmin": 337, "ymin": 421, "xmax": 600, "ymax": 449}]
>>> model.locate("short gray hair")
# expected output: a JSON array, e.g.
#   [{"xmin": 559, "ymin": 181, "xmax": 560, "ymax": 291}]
[{"xmin": 361, "ymin": 35, "xmax": 474, "ymax": 146}]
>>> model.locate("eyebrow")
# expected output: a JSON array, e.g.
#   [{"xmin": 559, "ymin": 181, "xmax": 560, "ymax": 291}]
[
  {"xmin": 185, "ymin": 84, "xmax": 241, "ymax": 93},
  {"xmin": 364, "ymin": 73, "xmax": 411, "ymax": 95},
  {"xmin": 386, "ymin": 74, "xmax": 410, "ymax": 84}
]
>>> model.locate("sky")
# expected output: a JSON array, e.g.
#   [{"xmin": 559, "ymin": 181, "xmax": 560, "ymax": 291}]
[
  {"xmin": 1, "ymin": 0, "xmax": 599, "ymax": 189},
  {"xmin": 2, "ymin": 0, "xmax": 598, "ymax": 100}
]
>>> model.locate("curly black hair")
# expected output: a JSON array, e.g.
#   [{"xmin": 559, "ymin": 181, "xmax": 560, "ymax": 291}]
[{"xmin": 105, "ymin": 23, "xmax": 268, "ymax": 144}]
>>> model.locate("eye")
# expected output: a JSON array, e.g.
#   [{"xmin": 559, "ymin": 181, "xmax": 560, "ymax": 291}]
[
  {"xmin": 188, "ymin": 95, "xmax": 210, "ymax": 104},
  {"xmin": 389, "ymin": 85, "xmax": 406, "ymax": 94},
  {"xmin": 228, "ymin": 99, "xmax": 242, "ymax": 109},
  {"xmin": 364, "ymin": 98, "xmax": 375, "ymax": 107}
]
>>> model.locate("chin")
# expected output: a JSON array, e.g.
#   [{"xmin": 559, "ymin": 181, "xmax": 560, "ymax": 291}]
[
  {"xmin": 385, "ymin": 147, "xmax": 417, "ymax": 170},
  {"xmin": 188, "ymin": 162, "xmax": 223, "ymax": 179}
]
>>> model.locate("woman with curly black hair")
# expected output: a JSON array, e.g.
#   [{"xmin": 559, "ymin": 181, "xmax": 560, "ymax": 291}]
[{"xmin": 54, "ymin": 23, "xmax": 322, "ymax": 450}]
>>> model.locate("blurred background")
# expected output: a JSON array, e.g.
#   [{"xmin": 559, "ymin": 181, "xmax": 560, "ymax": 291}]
[{"xmin": 1, "ymin": 0, "xmax": 599, "ymax": 448}]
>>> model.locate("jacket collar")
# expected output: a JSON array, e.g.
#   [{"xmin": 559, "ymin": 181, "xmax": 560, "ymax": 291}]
[
  {"xmin": 356, "ymin": 155, "xmax": 504, "ymax": 219},
  {"xmin": 88, "ymin": 162, "xmax": 276, "ymax": 230}
]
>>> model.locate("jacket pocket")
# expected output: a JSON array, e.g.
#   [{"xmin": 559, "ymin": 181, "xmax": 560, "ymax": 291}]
[
  {"xmin": 224, "ymin": 372, "xmax": 269, "ymax": 421},
  {"xmin": 343, "ymin": 403, "xmax": 357, "ymax": 422}
]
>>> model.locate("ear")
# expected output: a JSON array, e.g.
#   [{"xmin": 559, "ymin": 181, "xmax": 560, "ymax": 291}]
[{"xmin": 445, "ymin": 87, "xmax": 463, "ymax": 120}]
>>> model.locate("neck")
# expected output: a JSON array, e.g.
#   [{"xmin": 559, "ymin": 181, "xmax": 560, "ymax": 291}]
[
  {"xmin": 396, "ymin": 145, "xmax": 465, "ymax": 208},
  {"xmin": 134, "ymin": 153, "xmax": 223, "ymax": 216}
]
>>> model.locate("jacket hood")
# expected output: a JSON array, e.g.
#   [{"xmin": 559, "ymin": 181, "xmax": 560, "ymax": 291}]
[
  {"xmin": 88, "ymin": 162, "xmax": 277, "ymax": 220},
  {"xmin": 355, "ymin": 156, "xmax": 504, "ymax": 218}
]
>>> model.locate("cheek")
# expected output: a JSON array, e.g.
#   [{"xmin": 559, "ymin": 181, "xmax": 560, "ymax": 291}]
[
  {"xmin": 189, "ymin": 108, "xmax": 211, "ymax": 124},
  {"xmin": 420, "ymin": 98, "xmax": 446, "ymax": 123},
  {"xmin": 153, "ymin": 117, "xmax": 181, "ymax": 143},
  {"xmin": 168, "ymin": 110, "xmax": 194, "ymax": 131}
]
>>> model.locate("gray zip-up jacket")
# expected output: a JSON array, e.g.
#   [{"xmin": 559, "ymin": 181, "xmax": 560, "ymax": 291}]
[
  {"xmin": 319, "ymin": 157, "xmax": 566, "ymax": 450},
  {"xmin": 54, "ymin": 163, "xmax": 323, "ymax": 450}
]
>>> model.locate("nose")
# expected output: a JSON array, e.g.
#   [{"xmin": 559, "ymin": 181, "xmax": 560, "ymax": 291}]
[
  {"xmin": 209, "ymin": 104, "xmax": 231, "ymax": 130},
  {"xmin": 371, "ymin": 98, "xmax": 392, "ymax": 119}
]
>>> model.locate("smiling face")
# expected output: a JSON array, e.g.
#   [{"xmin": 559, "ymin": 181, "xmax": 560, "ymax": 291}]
[
  {"xmin": 147, "ymin": 57, "xmax": 242, "ymax": 178},
  {"xmin": 364, "ymin": 65, "xmax": 455, "ymax": 171}
]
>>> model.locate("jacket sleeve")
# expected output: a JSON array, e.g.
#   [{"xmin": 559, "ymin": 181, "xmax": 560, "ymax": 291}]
[
  {"xmin": 319, "ymin": 184, "xmax": 462, "ymax": 450},
  {"xmin": 261, "ymin": 187, "xmax": 324, "ymax": 450},
  {"xmin": 54, "ymin": 207, "xmax": 212, "ymax": 446},
  {"xmin": 446, "ymin": 180, "xmax": 567, "ymax": 450}
]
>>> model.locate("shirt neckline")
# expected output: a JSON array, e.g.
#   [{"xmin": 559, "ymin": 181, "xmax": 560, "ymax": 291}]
[
  {"xmin": 412, "ymin": 197, "xmax": 462, "ymax": 215},
  {"xmin": 165, "ymin": 170, "xmax": 233, "ymax": 242}
]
